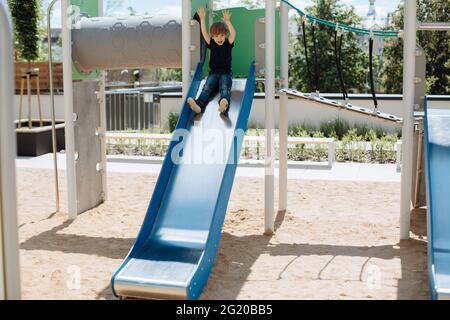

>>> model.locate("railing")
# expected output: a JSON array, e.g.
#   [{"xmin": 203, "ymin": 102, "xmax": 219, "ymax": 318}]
[
  {"xmin": 105, "ymin": 86, "xmax": 181, "ymax": 131},
  {"xmin": 105, "ymin": 132, "xmax": 336, "ymax": 167}
]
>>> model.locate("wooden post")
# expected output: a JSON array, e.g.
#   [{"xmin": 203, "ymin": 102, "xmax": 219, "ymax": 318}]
[
  {"xmin": 26, "ymin": 72, "xmax": 31, "ymax": 128},
  {"xmin": 18, "ymin": 77, "xmax": 24, "ymax": 128},
  {"xmin": 34, "ymin": 69, "xmax": 43, "ymax": 126}
]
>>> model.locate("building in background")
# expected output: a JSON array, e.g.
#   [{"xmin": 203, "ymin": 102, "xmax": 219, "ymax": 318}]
[{"xmin": 357, "ymin": 0, "xmax": 393, "ymax": 92}]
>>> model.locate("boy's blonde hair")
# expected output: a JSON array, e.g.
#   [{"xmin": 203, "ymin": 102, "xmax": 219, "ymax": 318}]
[{"xmin": 210, "ymin": 22, "xmax": 229, "ymax": 36}]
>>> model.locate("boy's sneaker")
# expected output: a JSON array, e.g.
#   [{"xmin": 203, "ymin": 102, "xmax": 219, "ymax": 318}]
[
  {"xmin": 188, "ymin": 97, "xmax": 201, "ymax": 114},
  {"xmin": 219, "ymin": 98, "xmax": 229, "ymax": 113}
]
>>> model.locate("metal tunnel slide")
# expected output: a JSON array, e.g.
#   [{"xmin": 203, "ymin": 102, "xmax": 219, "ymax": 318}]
[
  {"xmin": 424, "ymin": 98, "xmax": 450, "ymax": 300},
  {"xmin": 111, "ymin": 62, "xmax": 256, "ymax": 299}
]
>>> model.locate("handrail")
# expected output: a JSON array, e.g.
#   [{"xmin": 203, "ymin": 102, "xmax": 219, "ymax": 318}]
[
  {"xmin": 47, "ymin": 0, "xmax": 60, "ymax": 213},
  {"xmin": 104, "ymin": 132, "xmax": 334, "ymax": 145}
]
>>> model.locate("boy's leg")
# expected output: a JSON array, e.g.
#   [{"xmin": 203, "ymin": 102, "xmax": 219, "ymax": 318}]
[
  {"xmin": 218, "ymin": 73, "xmax": 232, "ymax": 113},
  {"xmin": 189, "ymin": 74, "xmax": 219, "ymax": 113}
]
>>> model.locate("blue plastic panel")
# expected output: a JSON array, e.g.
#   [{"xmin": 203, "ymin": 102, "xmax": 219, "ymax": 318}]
[{"xmin": 424, "ymin": 99, "xmax": 450, "ymax": 300}]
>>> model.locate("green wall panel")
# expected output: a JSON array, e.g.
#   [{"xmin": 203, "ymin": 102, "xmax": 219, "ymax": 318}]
[{"xmin": 71, "ymin": 0, "xmax": 99, "ymax": 81}]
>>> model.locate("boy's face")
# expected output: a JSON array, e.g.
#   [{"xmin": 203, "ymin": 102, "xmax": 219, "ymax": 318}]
[{"xmin": 212, "ymin": 33, "xmax": 226, "ymax": 46}]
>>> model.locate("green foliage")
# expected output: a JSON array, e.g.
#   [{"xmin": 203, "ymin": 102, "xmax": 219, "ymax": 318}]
[
  {"xmin": 157, "ymin": 68, "xmax": 182, "ymax": 82},
  {"xmin": 239, "ymin": 0, "xmax": 264, "ymax": 9},
  {"xmin": 312, "ymin": 130, "xmax": 327, "ymax": 160},
  {"xmin": 339, "ymin": 128, "xmax": 362, "ymax": 161},
  {"xmin": 247, "ymin": 121, "xmax": 263, "ymax": 130},
  {"xmin": 322, "ymin": 118, "xmax": 350, "ymax": 139},
  {"xmin": 106, "ymin": 126, "xmax": 399, "ymax": 164},
  {"xmin": 8, "ymin": 0, "xmax": 41, "ymax": 63},
  {"xmin": 168, "ymin": 112, "xmax": 180, "ymax": 132},
  {"xmin": 288, "ymin": 122, "xmax": 315, "ymax": 137},
  {"xmin": 289, "ymin": 0, "xmax": 368, "ymax": 93},
  {"xmin": 381, "ymin": 0, "xmax": 450, "ymax": 94},
  {"xmin": 330, "ymin": 118, "xmax": 349, "ymax": 139},
  {"xmin": 354, "ymin": 123, "xmax": 371, "ymax": 140}
]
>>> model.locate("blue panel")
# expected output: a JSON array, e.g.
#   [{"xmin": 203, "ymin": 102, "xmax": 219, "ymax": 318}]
[
  {"xmin": 424, "ymin": 98, "xmax": 450, "ymax": 300},
  {"xmin": 434, "ymin": 251, "xmax": 450, "ymax": 298},
  {"xmin": 111, "ymin": 62, "xmax": 255, "ymax": 299}
]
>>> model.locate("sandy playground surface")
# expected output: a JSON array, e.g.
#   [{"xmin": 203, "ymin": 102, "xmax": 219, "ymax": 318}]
[{"xmin": 16, "ymin": 167, "xmax": 429, "ymax": 299}]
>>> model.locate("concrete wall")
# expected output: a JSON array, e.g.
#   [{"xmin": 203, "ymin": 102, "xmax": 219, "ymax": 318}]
[
  {"xmin": 160, "ymin": 94, "xmax": 450, "ymax": 132},
  {"xmin": 13, "ymin": 94, "xmax": 65, "ymax": 121},
  {"xmin": 14, "ymin": 93, "xmax": 450, "ymax": 132}
]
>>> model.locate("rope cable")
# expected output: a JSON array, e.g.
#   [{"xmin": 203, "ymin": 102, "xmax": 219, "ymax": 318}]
[
  {"xmin": 302, "ymin": 20, "xmax": 314, "ymax": 92},
  {"xmin": 369, "ymin": 37, "xmax": 378, "ymax": 110},
  {"xmin": 334, "ymin": 30, "xmax": 348, "ymax": 102},
  {"xmin": 280, "ymin": 0, "xmax": 400, "ymax": 38},
  {"xmin": 311, "ymin": 23, "xmax": 319, "ymax": 93}
]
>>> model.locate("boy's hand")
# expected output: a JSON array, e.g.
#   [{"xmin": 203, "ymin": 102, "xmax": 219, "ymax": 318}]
[
  {"xmin": 223, "ymin": 10, "xmax": 232, "ymax": 22},
  {"xmin": 198, "ymin": 7, "xmax": 210, "ymax": 44},
  {"xmin": 222, "ymin": 10, "xmax": 236, "ymax": 44},
  {"xmin": 197, "ymin": 7, "xmax": 206, "ymax": 20}
]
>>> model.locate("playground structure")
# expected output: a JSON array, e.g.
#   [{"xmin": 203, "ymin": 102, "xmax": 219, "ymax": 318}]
[
  {"xmin": 0, "ymin": 0, "xmax": 449, "ymax": 300},
  {"xmin": 0, "ymin": 0, "xmax": 21, "ymax": 300},
  {"xmin": 424, "ymin": 98, "xmax": 450, "ymax": 300}
]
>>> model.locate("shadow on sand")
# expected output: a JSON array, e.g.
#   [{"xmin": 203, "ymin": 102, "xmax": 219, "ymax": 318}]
[{"xmin": 20, "ymin": 208, "xmax": 428, "ymax": 300}]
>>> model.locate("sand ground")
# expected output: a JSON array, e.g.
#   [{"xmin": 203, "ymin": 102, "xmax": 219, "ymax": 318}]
[{"xmin": 16, "ymin": 167, "xmax": 428, "ymax": 300}]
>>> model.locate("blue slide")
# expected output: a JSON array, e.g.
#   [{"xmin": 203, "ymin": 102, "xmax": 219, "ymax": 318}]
[
  {"xmin": 111, "ymin": 62, "xmax": 255, "ymax": 299},
  {"xmin": 424, "ymin": 98, "xmax": 450, "ymax": 300}
]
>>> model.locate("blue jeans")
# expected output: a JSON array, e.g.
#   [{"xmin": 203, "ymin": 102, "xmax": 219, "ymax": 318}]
[{"xmin": 195, "ymin": 73, "xmax": 232, "ymax": 111}]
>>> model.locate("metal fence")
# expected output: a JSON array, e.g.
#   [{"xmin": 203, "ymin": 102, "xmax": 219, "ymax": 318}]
[{"xmin": 105, "ymin": 85, "xmax": 181, "ymax": 131}]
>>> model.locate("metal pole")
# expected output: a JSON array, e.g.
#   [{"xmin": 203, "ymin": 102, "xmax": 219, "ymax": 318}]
[
  {"xmin": 182, "ymin": 0, "xmax": 192, "ymax": 100},
  {"xmin": 400, "ymin": 0, "xmax": 417, "ymax": 240},
  {"xmin": 98, "ymin": 0, "xmax": 107, "ymax": 202},
  {"xmin": 414, "ymin": 121, "xmax": 424, "ymax": 208},
  {"xmin": 279, "ymin": 0, "xmax": 289, "ymax": 213},
  {"xmin": 62, "ymin": 0, "xmax": 78, "ymax": 219},
  {"xmin": 47, "ymin": 0, "xmax": 60, "ymax": 213},
  {"xmin": 265, "ymin": 0, "xmax": 275, "ymax": 234},
  {"xmin": 0, "ymin": 1, "xmax": 21, "ymax": 299},
  {"xmin": 417, "ymin": 22, "xmax": 450, "ymax": 31}
]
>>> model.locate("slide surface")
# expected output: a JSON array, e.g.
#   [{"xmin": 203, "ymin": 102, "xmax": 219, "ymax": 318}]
[
  {"xmin": 111, "ymin": 62, "xmax": 255, "ymax": 299},
  {"xmin": 424, "ymin": 99, "xmax": 450, "ymax": 300}
]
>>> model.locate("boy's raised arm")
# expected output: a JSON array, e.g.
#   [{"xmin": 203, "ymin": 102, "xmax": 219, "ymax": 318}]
[
  {"xmin": 223, "ymin": 10, "xmax": 236, "ymax": 44},
  {"xmin": 198, "ymin": 7, "xmax": 210, "ymax": 45}
]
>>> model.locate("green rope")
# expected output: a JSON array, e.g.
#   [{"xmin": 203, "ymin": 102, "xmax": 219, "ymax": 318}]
[{"xmin": 280, "ymin": 0, "xmax": 400, "ymax": 38}]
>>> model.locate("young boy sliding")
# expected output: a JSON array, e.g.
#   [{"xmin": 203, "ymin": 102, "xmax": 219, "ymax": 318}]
[{"xmin": 188, "ymin": 7, "xmax": 236, "ymax": 115}]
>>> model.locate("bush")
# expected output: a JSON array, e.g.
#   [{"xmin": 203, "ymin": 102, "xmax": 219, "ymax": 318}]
[
  {"xmin": 288, "ymin": 122, "xmax": 315, "ymax": 137},
  {"xmin": 168, "ymin": 112, "xmax": 179, "ymax": 132},
  {"xmin": 8, "ymin": 0, "xmax": 41, "ymax": 63}
]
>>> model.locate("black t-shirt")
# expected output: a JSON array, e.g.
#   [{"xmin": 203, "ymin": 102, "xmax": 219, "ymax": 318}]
[{"xmin": 206, "ymin": 38, "xmax": 234, "ymax": 74}]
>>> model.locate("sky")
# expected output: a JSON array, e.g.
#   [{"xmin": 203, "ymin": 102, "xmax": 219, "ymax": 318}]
[{"xmin": 43, "ymin": 0, "xmax": 403, "ymax": 28}]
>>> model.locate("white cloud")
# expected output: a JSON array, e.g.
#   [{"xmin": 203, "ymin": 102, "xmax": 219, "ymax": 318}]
[{"xmin": 156, "ymin": 5, "xmax": 181, "ymax": 16}]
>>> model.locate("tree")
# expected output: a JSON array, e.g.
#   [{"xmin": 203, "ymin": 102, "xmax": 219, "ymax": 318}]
[
  {"xmin": 8, "ymin": 0, "xmax": 41, "ymax": 68},
  {"xmin": 127, "ymin": 6, "xmax": 136, "ymax": 16},
  {"xmin": 105, "ymin": 0, "xmax": 124, "ymax": 16},
  {"xmin": 289, "ymin": 0, "xmax": 369, "ymax": 93},
  {"xmin": 240, "ymin": 0, "xmax": 264, "ymax": 9},
  {"xmin": 381, "ymin": 0, "xmax": 450, "ymax": 94}
]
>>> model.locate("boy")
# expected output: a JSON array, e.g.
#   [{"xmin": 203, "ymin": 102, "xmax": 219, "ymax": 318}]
[{"xmin": 188, "ymin": 7, "xmax": 236, "ymax": 115}]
